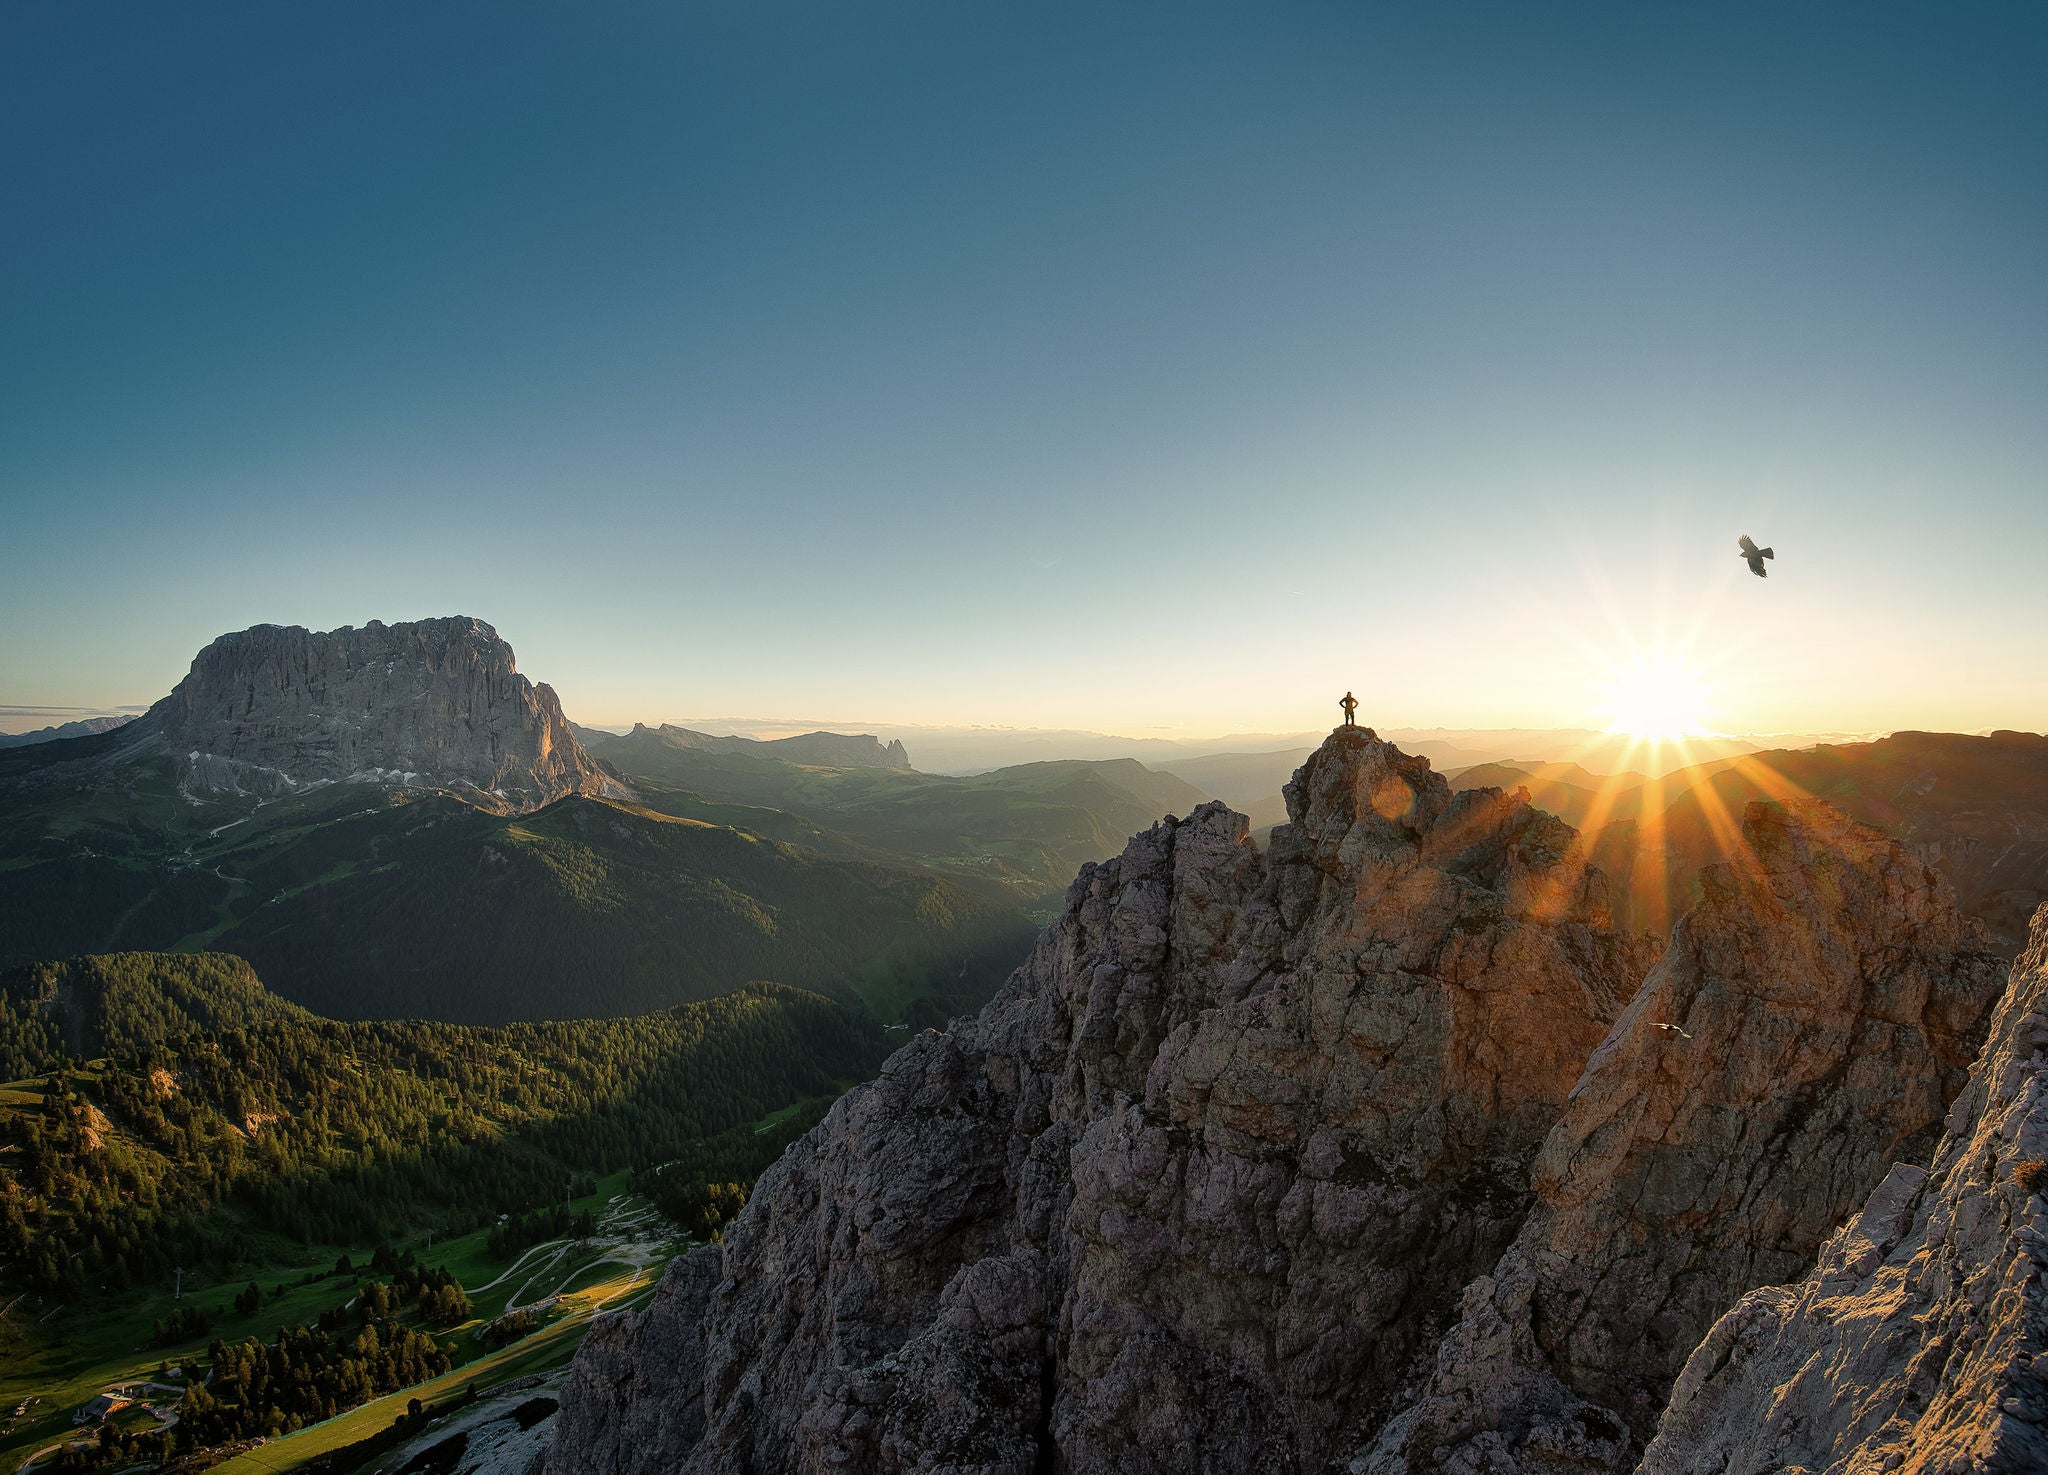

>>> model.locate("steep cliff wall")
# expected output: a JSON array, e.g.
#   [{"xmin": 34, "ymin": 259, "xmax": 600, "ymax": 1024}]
[
  {"xmin": 1639, "ymin": 903, "xmax": 2048, "ymax": 1475},
  {"xmin": 141, "ymin": 617, "xmax": 616, "ymax": 809},
  {"xmin": 543, "ymin": 726, "xmax": 1658, "ymax": 1474},
  {"xmin": 1363, "ymin": 799, "xmax": 2007, "ymax": 1473}
]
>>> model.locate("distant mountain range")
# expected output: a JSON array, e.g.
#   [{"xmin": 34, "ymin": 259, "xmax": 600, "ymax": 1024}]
[
  {"xmin": 588, "ymin": 721, "xmax": 1212, "ymax": 901},
  {"xmin": 580, "ymin": 722, "xmax": 911, "ymax": 771},
  {"xmin": 0, "ymin": 620, "xmax": 1049, "ymax": 1024},
  {"xmin": 1448, "ymin": 731, "xmax": 2048, "ymax": 951},
  {"xmin": 0, "ymin": 714, "xmax": 135, "ymax": 749},
  {"xmin": 9, "ymin": 614, "xmax": 2040, "ymax": 1033},
  {"xmin": 611, "ymin": 719, "xmax": 1815, "ymax": 777}
]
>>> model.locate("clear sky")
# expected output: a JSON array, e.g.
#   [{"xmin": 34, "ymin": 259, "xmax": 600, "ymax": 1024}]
[{"xmin": 3, "ymin": 2, "xmax": 2044, "ymax": 740}]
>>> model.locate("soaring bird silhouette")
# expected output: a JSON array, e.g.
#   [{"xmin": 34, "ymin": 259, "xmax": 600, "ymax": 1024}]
[{"xmin": 1738, "ymin": 534, "xmax": 1775, "ymax": 578}]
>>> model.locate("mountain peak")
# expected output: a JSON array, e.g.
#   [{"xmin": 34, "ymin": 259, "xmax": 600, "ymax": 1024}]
[
  {"xmin": 139, "ymin": 616, "xmax": 617, "ymax": 811},
  {"xmin": 540, "ymin": 733, "xmax": 1661, "ymax": 1473}
]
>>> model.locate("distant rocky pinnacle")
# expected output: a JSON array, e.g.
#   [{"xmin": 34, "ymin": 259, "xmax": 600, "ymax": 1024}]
[
  {"xmin": 138, "ymin": 617, "xmax": 617, "ymax": 810},
  {"xmin": 536, "ymin": 727, "xmax": 2025, "ymax": 1475}
]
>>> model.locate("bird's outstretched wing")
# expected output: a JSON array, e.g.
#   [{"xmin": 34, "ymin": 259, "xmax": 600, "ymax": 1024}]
[
  {"xmin": 1746, "ymin": 554, "xmax": 1768, "ymax": 578},
  {"xmin": 1738, "ymin": 534, "xmax": 1759, "ymax": 556}
]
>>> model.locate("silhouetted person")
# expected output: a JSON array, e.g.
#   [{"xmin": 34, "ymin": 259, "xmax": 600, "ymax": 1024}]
[
  {"xmin": 1340, "ymin": 691, "xmax": 1358, "ymax": 726},
  {"xmin": 1739, "ymin": 534, "xmax": 1775, "ymax": 578}
]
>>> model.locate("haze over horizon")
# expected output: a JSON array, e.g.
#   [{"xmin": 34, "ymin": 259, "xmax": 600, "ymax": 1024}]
[{"xmin": 5, "ymin": 3, "xmax": 2045, "ymax": 740}]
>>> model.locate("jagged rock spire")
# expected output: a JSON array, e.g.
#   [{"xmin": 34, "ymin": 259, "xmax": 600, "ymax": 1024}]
[{"xmin": 543, "ymin": 726, "xmax": 1658, "ymax": 1474}]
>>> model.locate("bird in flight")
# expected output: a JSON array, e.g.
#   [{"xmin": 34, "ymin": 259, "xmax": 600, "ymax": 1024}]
[
  {"xmin": 1738, "ymin": 534, "xmax": 1775, "ymax": 578},
  {"xmin": 1649, "ymin": 1022, "xmax": 1693, "ymax": 1039}
]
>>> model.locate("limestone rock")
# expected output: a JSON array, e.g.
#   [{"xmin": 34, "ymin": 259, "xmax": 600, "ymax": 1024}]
[
  {"xmin": 139, "ymin": 617, "xmax": 618, "ymax": 810},
  {"xmin": 540, "ymin": 726, "xmax": 1659, "ymax": 1475},
  {"xmin": 543, "ymin": 1248, "xmax": 717, "ymax": 1470},
  {"xmin": 1638, "ymin": 902, "xmax": 2048, "ymax": 1475},
  {"xmin": 1362, "ymin": 799, "xmax": 2007, "ymax": 1473}
]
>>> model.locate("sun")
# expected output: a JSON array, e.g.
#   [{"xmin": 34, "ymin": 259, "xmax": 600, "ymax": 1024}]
[{"xmin": 1597, "ymin": 656, "xmax": 1714, "ymax": 743}]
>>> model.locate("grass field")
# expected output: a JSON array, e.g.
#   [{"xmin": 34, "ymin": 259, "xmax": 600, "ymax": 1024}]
[
  {"xmin": 204, "ymin": 1245, "xmax": 663, "ymax": 1475},
  {"xmin": 207, "ymin": 1246, "xmax": 668, "ymax": 1475},
  {"xmin": 0, "ymin": 1173, "xmax": 677, "ymax": 1475}
]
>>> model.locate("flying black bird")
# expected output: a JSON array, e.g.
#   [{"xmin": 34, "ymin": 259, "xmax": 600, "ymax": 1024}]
[{"xmin": 1738, "ymin": 534, "xmax": 1775, "ymax": 578}]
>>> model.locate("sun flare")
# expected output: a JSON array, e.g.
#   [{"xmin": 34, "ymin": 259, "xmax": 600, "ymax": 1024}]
[{"xmin": 1598, "ymin": 657, "xmax": 1715, "ymax": 743}]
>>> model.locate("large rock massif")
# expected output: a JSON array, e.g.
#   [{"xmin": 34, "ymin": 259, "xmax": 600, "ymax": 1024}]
[
  {"xmin": 1639, "ymin": 907, "xmax": 2048, "ymax": 1475},
  {"xmin": 1364, "ymin": 799, "xmax": 2006, "ymax": 1473},
  {"xmin": 537, "ymin": 727, "xmax": 2024, "ymax": 1475},
  {"xmin": 135, "ymin": 617, "xmax": 616, "ymax": 810},
  {"xmin": 543, "ymin": 727, "xmax": 1660, "ymax": 1474}
]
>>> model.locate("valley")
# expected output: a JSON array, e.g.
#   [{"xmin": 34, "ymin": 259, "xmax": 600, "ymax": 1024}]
[
  {"xmin": 0, "ymin": 951, "xmax": 875, "ymax": 1471},
  {"xmin": 4, "ymin": 621, "xmax": 2045, "ymax": 1475}
]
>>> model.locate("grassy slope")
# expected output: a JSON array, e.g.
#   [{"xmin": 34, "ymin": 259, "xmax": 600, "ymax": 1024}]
[
  {"xmin": 0, "ymin": 951, "xmax": 859, "ymax": 1471},
  {"xmin": 0, "ymin": 734, "xmax": 1035, "ymax": 1023},
  {"xmin": 0, "ymin": 1174, "xmax": 676, "ymax": 1475},
  {"xmin": 208, "ymin": 794, "xmax": 1033, "ymax": 1021}
]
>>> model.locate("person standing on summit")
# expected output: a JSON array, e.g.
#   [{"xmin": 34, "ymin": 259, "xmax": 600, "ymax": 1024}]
[{"xmin": 1340, "ymin": 691, "xmax": 1358, "ymax": 726}]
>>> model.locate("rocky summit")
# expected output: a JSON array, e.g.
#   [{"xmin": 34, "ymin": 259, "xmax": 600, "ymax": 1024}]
[
  {"xmin": 135, "ymin": 617, "xmax": 617, "ymax": 810},
  {"xmin": 539, "ymin": 726, "xmax": 1662, "ymax": 1474},
  {"xmin": 533, "ymin": 726, "xmax": 2031, "ymax": 1475}
]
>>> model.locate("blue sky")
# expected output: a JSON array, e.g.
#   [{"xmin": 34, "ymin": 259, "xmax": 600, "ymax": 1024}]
[{"xmin": 3, "ymin": 2, "xmax": 2045, "ymax": 737}]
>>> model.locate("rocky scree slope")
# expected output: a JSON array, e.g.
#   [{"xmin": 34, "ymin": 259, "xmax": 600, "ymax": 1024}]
[
  {"xmin": 541, "ymin": 726, "xmax": 1663, "ymax": 1474},
  {"xmin": 1363, "ymin": 798, "xmax": 2007, "ymax": 1474},
  {"xmin": 133, "ymin": 616, "xmax": 617, "ymax": 809}
]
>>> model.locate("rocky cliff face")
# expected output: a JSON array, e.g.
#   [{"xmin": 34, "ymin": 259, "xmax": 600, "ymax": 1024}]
[
  {"xmin": 1637, "ymin": 902, "xmax": 2048, "ymax": 1475},
  {"xmin": 540, "ymin": 730, "xmax": 2020, "ymax": 1475},
  {"xmin": 140, "ymin": 618, "xmax": 616, "ymax": 810},
  {"xmin": 1363, "ymin": 799, "xmax": 2007, "ymax": 1473},
  {"xmin": 542, "ymin": 726, "xmax": 1659, "ymax": 1474}
]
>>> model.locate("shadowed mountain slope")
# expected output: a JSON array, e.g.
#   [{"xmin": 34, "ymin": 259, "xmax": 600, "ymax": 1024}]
[
  {"xmin": 0, "ymin": 951, "xmax": 888, "ymax": 1302},
  {"xmin": 593, "ymin": 723, "xmax": 1213, "ymax": 900},
  {"xmin": 0, "ymin": 625, "xmax": 1037, "ymax": 1024},
  {"xmin": 1604, "ymin": 729, "xmax": 2048, "ymax": 949}
]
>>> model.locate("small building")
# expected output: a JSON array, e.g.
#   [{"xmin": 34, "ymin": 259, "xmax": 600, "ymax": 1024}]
[{"xmin": 75, "ymin": 1394, "xmax": 132, "ymax": 1424}]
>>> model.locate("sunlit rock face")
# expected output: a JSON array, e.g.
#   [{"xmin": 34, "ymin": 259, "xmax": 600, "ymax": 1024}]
[
  {"xmin": 542, "ymin": 726, "xmax": 1659, "ymax": 1475},
  {"xmin": 1360, "ymin": 798, "xmax": 2007, "ymax": 1475},
  {"xmin": 142, "ymin": 617, "xmax": 617, "ymax": 810},
  {"xmin": 1638, "ymin": 902, "xmax": 2048, "ymax": 1475}
]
